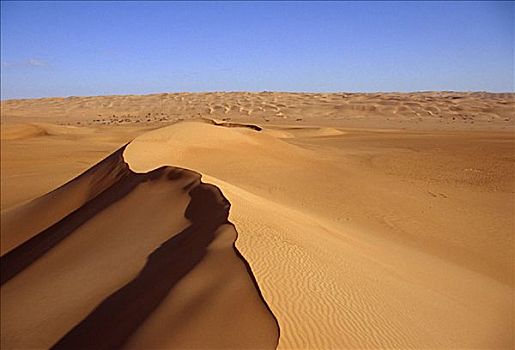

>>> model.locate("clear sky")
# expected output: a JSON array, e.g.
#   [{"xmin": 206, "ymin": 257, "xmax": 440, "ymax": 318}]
[{"xmin": 1, "ymin": 1, "xmax": 513, "ymax": 99}]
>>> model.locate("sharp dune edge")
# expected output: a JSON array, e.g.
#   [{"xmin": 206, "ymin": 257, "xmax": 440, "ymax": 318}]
[
  {"xmin": 0, "ymin": 140, "xmax": 279, "ymax": 349},
  {"xmin": 124, "ymin": 122, "xmax": 514, "ymax": 349},
  {"xmin": 1, "ymin": 93, "xmax": 514, "ymax": 349}
]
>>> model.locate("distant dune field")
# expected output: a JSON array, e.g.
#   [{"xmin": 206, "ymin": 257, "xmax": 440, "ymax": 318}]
[
  {"xmin": 2, "ymin": 91, "xmax": 513, "ymax": 130},
  {"xmin": 1, "ymin": 93, "xmax": 514, "ymax": 349}
]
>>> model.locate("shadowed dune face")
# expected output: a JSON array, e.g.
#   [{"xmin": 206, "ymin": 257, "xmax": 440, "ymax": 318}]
[
  {"xmin": 1, "ymin": 146, "xmax": 130, "ymax": 265},
  {"xmin": 0, "ymin": 122, "xmax": 145, "ymax": 211},
  {"xmin": 0, "ymin": 147, "xmax": 279, "ymax": 349}
]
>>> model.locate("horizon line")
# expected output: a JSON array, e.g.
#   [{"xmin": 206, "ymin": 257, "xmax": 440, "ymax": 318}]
[{"xmin": 2, "ymin": 89, "xmax": 514, "ymax": 102}]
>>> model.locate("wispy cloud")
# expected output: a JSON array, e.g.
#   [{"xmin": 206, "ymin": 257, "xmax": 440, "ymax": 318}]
[
  {"xmin": 1, "ymin": 58, "xmax": 49, "ymax": 69},
  {"xmin": 27, "ymin": 58, "xmax": 47, "ymax": 67}
]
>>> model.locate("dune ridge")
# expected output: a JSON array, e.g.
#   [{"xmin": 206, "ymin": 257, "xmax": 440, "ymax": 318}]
[
  {"xmin": 1, "ymin": 143, "xmax": 130, "ymax": 253},
  {"xmin": 125, "ymin": 121, "xmax": 513, "ymax": 349},
  {"xmin": 51, "ymin": 179, "xmax": 259, "ymax": 350},
  {"xmin": 1, "ymin": 146, "xmax": 133, "ymax": 283},
  {"xmin": 0, "ymin": 142, "xmax": 279, "ymax": 349}
]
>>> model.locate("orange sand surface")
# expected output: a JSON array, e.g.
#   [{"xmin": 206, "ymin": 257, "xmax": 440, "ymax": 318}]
[{"xmin": 1, "ymin": 92, "xmax": 514, "ymax": 349}]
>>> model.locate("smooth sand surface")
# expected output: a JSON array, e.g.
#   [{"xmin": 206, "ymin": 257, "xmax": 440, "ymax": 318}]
[{"xmin": 1, "ymin": 92, "xmax": 514, "ymax": 349}]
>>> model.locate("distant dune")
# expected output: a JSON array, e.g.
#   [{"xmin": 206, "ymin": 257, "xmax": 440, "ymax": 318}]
[
  {"xmin": 1, "ymin": 94, "xmax": 514, "ymax": 349},
  {"xmin": 2, "ymin": 91, "xmax": 514, "ymax": 130}
]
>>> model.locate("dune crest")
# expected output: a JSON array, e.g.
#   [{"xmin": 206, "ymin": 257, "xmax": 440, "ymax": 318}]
[
  {"xmin": 0, "ymin": 143, "xmax": 279, "ymax": 349},
  {"xmin": 125, "ymin": 121, "xmax": 513, "ymax": 349}
]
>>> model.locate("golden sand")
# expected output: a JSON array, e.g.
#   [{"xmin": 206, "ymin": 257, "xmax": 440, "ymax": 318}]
[{"xmin": 1, "ymin": 92, "xmax": 513, "ymax": 349}]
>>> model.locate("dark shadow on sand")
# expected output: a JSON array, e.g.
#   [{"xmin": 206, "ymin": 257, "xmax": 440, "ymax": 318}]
[
  {"xmin": 0, "ymin": 147, "xmax": 184, "ymax": 286},
  {"xmin": 51, "ymin": 181, "xmax": 230, "ymax": 350}
]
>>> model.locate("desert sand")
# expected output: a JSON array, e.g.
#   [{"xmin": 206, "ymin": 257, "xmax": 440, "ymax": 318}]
[{"xmin": 1, "ymin": 92, "xmax": 514, "ymax": 349}]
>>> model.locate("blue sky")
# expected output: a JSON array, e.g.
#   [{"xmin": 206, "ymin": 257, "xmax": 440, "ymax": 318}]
[{"xmin": 1, "ymin": 1, "xmax": 513, "ymax": 99}]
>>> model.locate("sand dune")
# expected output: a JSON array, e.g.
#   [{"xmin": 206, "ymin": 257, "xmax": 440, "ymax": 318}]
[
  {"xmin": 1, "ymin": 143, "xmax": 278, "ymax": 349},
  {"xmin": 2, "ymin": 92, "xmax": 514, "ymax": 131},
  {"xmin": 1, "ymin": 146, "xmax": 129, "ymax": 255},
  {"xmin": 0, "ymin": 122, "xmax": 144, "ymax": 210},
  {"xmin": 1, "ymin": 93, "xmax": 514, "ymax": 349},
  {"xmin": 125, "ymin": 121, "xmax": 513, "ymax": 348}
]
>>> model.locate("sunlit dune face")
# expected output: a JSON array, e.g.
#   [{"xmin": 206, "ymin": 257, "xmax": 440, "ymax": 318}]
[{"xmin": 1, "ymin": 95, "xmax": 513, "ymax": 349}]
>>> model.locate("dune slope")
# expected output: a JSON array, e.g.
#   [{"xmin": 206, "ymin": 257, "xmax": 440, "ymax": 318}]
[
  {"xmin": 0, "ymin": 144, "xmax": 279, "ymax": 349},
  {"xmin": 1, "ymin": 118, "xmax": 513, "ymax": 349},
  {"xmin": 125, "ymin": 121, "xmax": 513, "ymax": 349}
]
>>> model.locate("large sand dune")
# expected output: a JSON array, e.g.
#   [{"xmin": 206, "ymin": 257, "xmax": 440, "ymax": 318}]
[
  {"xmin": 125, "ymin": 121, "xmax": 513, "ymax": 348},
  {"xmin": 1, "ymin": 139, "xmax": 278, "ymax": 349},
  {"xmin": 1, "ymin": 93, "xmax": 514, "ymax": 349}
]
